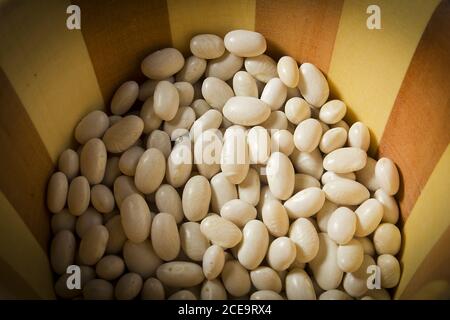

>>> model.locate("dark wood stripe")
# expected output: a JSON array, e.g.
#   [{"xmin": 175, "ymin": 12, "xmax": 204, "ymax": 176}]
[
  {"xmin": 0, "ymin": 68, "xmax": 52, "ymax": 251},
  {"xmin": 73, "ymin": 0, "xmax": 172, "ymax": 102},
  {"xmin": 255, "ymin": 0, "xmax": 343, "ymax": 73},
  {"xmin": 399, "ymin": 227, "xmax": 450, "ymax": 299},
  {"xmin": 378, "ymin": 0, "xmax": 450, "ymax": 221},
  {"xmin": 0, "ymin": 258, "xmax": 40, "ymax": 298}
]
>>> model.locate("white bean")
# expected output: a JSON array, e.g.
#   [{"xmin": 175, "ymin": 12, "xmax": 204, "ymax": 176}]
[
  {"xmin": 285, "ymin": 97, "xmax": 311, "ymax": 125},
  {"xmin": 377, "ymin": 254, "xmax": 400, "ymax": 288},
  {"xmin": 244, "ymin": 54, "xmax": 277, "ymax": 83},
  {"xmin": 190, "ymin": 34, "xmax": 225, "ymax": 59},
  {"xmin": 233, "ymin": 71, "xmax": 258, "ymax": 97},
  {"xmin": 111, "ymin": 81, "xmax": 139, "ymax": 115},
  {"xmin": 223, "ymin": 97, "xmax": 271, "ymax": 126},
  {"xmin": 123, "ymin": 240, "xmax": 162, "ymax": 278},
  {"xmin": 321, "ymin": 171, "xmax": 356, "ymax": 185},
  {"xmin": 237, "ymin": 220, "xmax": 269, "ymax": 270},
  {"xmin": 153, "ymin": 81, "xmax": 179, "ymax": 121},
  {"xmin": 134, "ymin": 148, "xmax": 166, "ymax": 194},
  {"xmin": 294, "ymin": 118, "xmax": 322, "ymax": 152},
  {"xmin": 200, "ymin": 215, "xmax": 242, "ymax": 249},
  {"xmin": 182, "ymin": 175, "xmax": 211, "ymax": 222},
  {"xmin": 250, "ymin": 266, "xmax": 282, "ymax": 292},
  {"xmin": 141, "ymin": 278, "xmax": 165, "ymax": 300},
  {"xmin": 277, "ymin": 56, "xmax": 299, "ymax": 88},
  {"xmin": 206, "ymin": 52, "xmax": 243, "ymax": 81},
  {"xmin": 260, "ymin": 78, "xmax": 287, "ymax": 111},
  {"xmin": 289, "ymin": 218, "xmax": 319, "ymax": 263},
  {"xmin": 323, "ymin": 147, "xmax": 367, "ymax": 173},
  {"xmin": 75, "ymin": 110, "xmax": 109, "ymax": 144},
  {"xmin": 342, "ymin": 254, "xmax": 375, "ymax": 297},
  {"xmin": 309, "ymin": 233, "xmax": 343, "ymax": 290},
  {"xmin": 139, "ymin": 77, "xmax": 174, "ymax": 101},
  {"xmin": 319, "ymin": 289, "xmax": 352, "ymax": 300},
  {"xmin": 355, "ymin": 198, "xmax": 384, "ymax": 237},
  {"xmin": 67, "ymin": 176, "xmax": 90, "ymax": 216},
  {"xmin": 120, "ymin": 194, "xmax": 151, "ymax": 243},
  {"xmin": 319, "ymin": 100, "xmax": 346, "ymax": 124},
  {"xmin": 271, "ymin": 130, "xmax": 294, "ymax": 155},
  {"xmin": 237, "ymin": 168, "xmax": 260, "ymax": 206},
  {"xmin": 247, "ymin": 126, "xmax": 271, "ymax": 164},
  {"xmin": 250, "ymin": 290, "xmax": 283, "ymax": 300},
  {"xmin": 355, "ymin": 157, "xmax": 379, "ymax": 191},
  {"xmin": 141, "ymin": 48, "xmax": 184, "ymax": 79},
  {"xmin": 115, "ymin": 273, "xmax": 143, "ymax": 300},
  {"xmin": 201, "ymin": 279, "xmax": 227, "ymax": 300},
  {"xmin": 266, "ymin": 152, "xmax": 295, "ymax": 200},
  {"xmin": 221, "ymin": 260, "xmax": 251, "ymax": 297},
  {"xmin": 190, "ymin": 109, "xmax": 222, "ymax": 141},
  {"xmin": 327, "ymin": 207, "xmax": 356, "ymax": 245},
  {"xmin": 151, "ymin": 213, "xmax": 180, "ymax": 261},
  {"xmin": 80, "ymin": 138, "xmax": 107, "ymax": 185},
  {"xmin": 47, "ymin": 172, "xmax": 68, "ymax": 214},
  {"xmin": 224, "ymin": 30, "xmax": 266, "ymax": 57},
  {"xmin": 202, "ymin": 77, "xmax": 235, "ymax": 111},
  {"xmin": 267, "ymin": 237, "xmax": 296, "ymax": 271},
  {"xmin": 220, "ymin": 125, "xmax": 250, "ymax": 184},
  {"xmin": 373, "ymin": 223, "xmax": 401, "ymax": 255},
  {"xmin": 180, "ymin": 222, "xmax": 210, "ymax": 261},
  {"xmin": 157, "ymin": 262, "xmax": 204, "ymax": 288},
  {"xmin": 261, "ymin": 110, "xmax": 288, "ymax": 131},
  {"xmin": 316, "ymin": 200, "xmax": 338, "ymax": 232},
  {"xmin": 140, "ymin": 98, "xmax": 162, "ymax": 134},
  {"xmin": 262, "ymin": 200, "xmax": 289, "ymax": 237},
  {"xmin": 50, "ymin": 230, "xmax": 76, "ymax": 274},
  {"xmin": 286, "ymin": 268, "xmax": 316, "ymax": 300},
  {"xmin": 210, "ymin": 172, "xmax": 238, "ymax": 213},
  {"xmin": 375, "ymin": 157, "xmax": 400, "ymax": 196},
  {"xmin": 166, "ymin": 135, "xmax": 192, "ymax": 188},
  {"xmin": 202, "ymin": 245, "xmax": 225, "ymax": 280},
  {"xmin": 220, "ymin": 199, "xmax": 257, "ymax": 228},
  {"xmin": 374, "ymin": 189, "xmax": 399, "ymax": 224},
  {"xmin": 103, "ymin": 115, "xmax": 144, "ymax": 153},
  {"xmin": 319, "ymin": 127, "xmax": 347, "ymax": 154},
  {"xmin": 323, "ymin": 179, "xmax": 370, "ymax": 205},
  {"xmin": 176, "ymin": 56, "xmax": 207, "ymax": 84},
  {"xmin": 290, "ymin": 147, "xmax": 323, "ymax": 180},
  {"xmin": 149, "ymin": 131, "xmax": 171, "ymax": 158},
  {"xmin": 119, "ymin": 146, "xmax": 144, "ymax": 176},
  {"xmin": 337, "ymin": 239, "xmax": 364, "ymax": 272},
  {"xmin": 284, "ymin": 187, "xmax": 325, "ymax": 219},
  {"xmin": 58, "ymin": 149, "xmax": 79, "ymax": 181},
  {"xmin": 348, "ymin": 122, "xmax": 370, "ymax": 151},
  {"xmin": 297, "ymin": 62, "xmax": 329, "ymax": 107}
]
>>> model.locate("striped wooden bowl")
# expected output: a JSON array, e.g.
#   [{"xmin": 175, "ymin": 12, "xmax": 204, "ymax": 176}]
[{"xmin": 0, "ymin": 0, "xmax": 448, "ymax": 299}]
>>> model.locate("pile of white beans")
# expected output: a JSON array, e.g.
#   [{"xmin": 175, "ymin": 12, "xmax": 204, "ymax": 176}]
[{"xmin": 47, "ymin": 30, "xmax": 402, "ymax": 300}]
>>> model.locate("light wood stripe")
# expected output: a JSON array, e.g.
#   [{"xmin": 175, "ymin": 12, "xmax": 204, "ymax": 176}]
[
  {"xmin": 167, "ymin": 0, "xmax": 256, "ymax": 54},
  {"xmin": 0, "ymin": 68, "xmax": 52, "ymax": 251},
  {"xmin": 0, "ymin": 0, "xmax": 104, "ymax": 161},
  {"xmin": 379, "ymin": 0, "xmax": 450, "ymax": 220},
  {"xmin": 395, "ymin": 146, "xmax": 450, "ymax": 299},
  {"xmin": 255, "ymin": 0, "xmax": 343, "ymax": 72},
  {"xmin": 401, "ymin": 229, "xmax": 450, "ymax": 299},
  {"xmin": 327, "ymin": 0, "xmax": 439, "ymax": 155},
  {"xmin": 0, "ymin": 192, "xmax": 55, "ymax": 299},
  {"xmin": 74, "ymin": 0, "xmax": 172, "ymax": 101}
]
